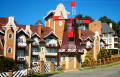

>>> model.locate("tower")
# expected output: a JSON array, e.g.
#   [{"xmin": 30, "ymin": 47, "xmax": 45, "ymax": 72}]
[{"xmin": 58, "ymin": 19, "xmax": 84, "ymax": 70}]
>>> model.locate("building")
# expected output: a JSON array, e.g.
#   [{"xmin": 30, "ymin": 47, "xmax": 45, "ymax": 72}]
[
  {"xmin": 89, "ymin": 21, "xmax": 119, "ymax": 49},
  {"xmin": 0, "ymin": 3, "xmax": 104, "ymax": 70}
]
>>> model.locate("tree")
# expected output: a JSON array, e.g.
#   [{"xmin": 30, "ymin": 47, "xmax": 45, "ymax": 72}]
[
  {"xmin": 99, "ymin": 16, "xmax": 117, "ymax": 34},
  {"xmin": 116, "ymin": 21, "xmax": 120, "ymax": 35},
  {"xmin": 84, "ymin": 51, "xmax": 95, "ymax": 62},
  {"xmin": 97, "ymin": 49, "xmax": 111, "ymax": 60},
  {"xmin": 75, "ymin": 14, "xmax": 83, "ymax": 18},
  {"xmin": 0, "ymin": 56, "xmax": 18, "ymax": 72}
]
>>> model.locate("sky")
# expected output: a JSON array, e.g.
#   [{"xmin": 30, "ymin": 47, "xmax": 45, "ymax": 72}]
[{"xmin": 0, "ymin": 0, "xmax": 120, "ymax": 25}]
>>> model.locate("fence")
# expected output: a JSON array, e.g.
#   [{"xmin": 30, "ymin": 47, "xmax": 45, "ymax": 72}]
[
  {"xmin": 82, "ymin": 57, "xmax": 120, "ymax": 67},
  {"xmin": 0, "ymin": 61, "xmax": 63, "ymax": 77}
]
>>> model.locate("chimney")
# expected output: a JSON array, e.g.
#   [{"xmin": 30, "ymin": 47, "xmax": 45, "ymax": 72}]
[
  {"xmin": 109, "ymin": 23, "xmax": 112, "ymax": 28},
  {"xmin": 38, "ymin": 26, "xmax": 41, "ymax": 36},
  {"xmin": 8, "ymin": 16, "xmax": 14, "ymax": 22},
  {"xmin": 78, "ymin": 29, "xmax": 81, "ymax": 38},
  {"xmin": 26, "ymin": 24, "xmax": 30, "ymax": 29}
]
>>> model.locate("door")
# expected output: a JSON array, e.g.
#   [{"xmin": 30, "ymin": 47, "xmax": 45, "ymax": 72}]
[{"xmin": 69, "ymin": 55, "xmax": 74, "ymax": 70}]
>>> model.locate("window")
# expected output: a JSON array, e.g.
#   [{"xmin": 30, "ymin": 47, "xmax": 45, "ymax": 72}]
[
  {"xmin": 46, "ymin": 39, "xmax": 50, "ymax": 44},
  {"xmin": 46, "ymin": 48, "xmax": 50, "ymax": 53},
  {"xmin": 62, "ymin": 55, "xmax": 66, "ymax": 62},
  {"xmin": 59, "ymin": 40, "xmax": 62, "ymax": 44},
  {"xmin": 17, "ymin": 50, "xmax": 24, "ymax": 57},
  {"xmin": 18, "ymin": 37, "xmax": 23, "ymax": 42},
  {"xmin": 51, "ymin": 58, "xmax": 56, "ymax": 62},
  {"xmin": 32, "ymin": 48, "xmax": 37, "ymax": 52},
  {"xmin": 8, "ymin": 33, "xmax": 12, "ymax": 39},
  {"xmin": 18, "ymin": 64, "xmax": 23, "ymax": 70},
  {"xmin": 51, "ymin": 49, "xmax": 55, "ymax": 53},
  {"xmin": 46, "ymin": 58, "xmax": 50, "ymax": 62},
  {"xmin": 96, "ymin": 51, "xmax": 98, "ymax": 54},
  {"xmin": 32, "ymin": 57, "xmax": 37, "ymax": 62},
  {"xmin": 41, "ymin": 48, "xmax": 44, "ymax": 53},
  {"xmin": 96, "ymin": 42, "xmax": 98, "ymax": 45},
  {"xmin": 8, "ymin": 48, "xmax": 12, "ymax": 53}
]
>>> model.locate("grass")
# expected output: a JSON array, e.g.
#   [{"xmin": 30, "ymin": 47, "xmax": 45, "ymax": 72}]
[
  {"xmin": 79, "ymin": 61, "xmax": 120, "ymax": 70},
  {"xmin": 30, "ymin": 71, "xmax": 64, "ymax": 76}
]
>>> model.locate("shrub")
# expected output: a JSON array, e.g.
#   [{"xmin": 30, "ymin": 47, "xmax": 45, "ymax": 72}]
[
  {"xmin": 97, "ymin": 49, "xmax": 111, "ymax": 60},
  {"xmin": 84, "ymin": 51, "xmax": 95, "ymax": 62},
  {"xmin": 0, "ymin": 56, "xmax": 18, "ymax": 72},
  {"xmin": 109, "ymin": 49, "xmax": 118, "ymax": 55}
]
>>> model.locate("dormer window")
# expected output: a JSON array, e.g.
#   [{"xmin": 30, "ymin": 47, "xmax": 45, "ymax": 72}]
[
  {"xmin": 8, "ymin": 33, "xmax": 12, "ymax": 39},
  {"xmin": 18, "ymin": 37, "xmax": 23, "ymax": 42}
]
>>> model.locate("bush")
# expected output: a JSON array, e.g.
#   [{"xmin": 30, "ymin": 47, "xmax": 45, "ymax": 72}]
[
  {"xmin": 84, "ymin": 51, "xmax": 95, "ymax": 62},
  {"xmin": 0, "ymin": 56, "xmax": 18, "ymax": 72},
  {"xmin": 97, "ymin": 49, "xmax": 111, "ymax": 60},
  {"xmin": 109, "ymin": 49, "xmax": 118, "ymax": 55}
]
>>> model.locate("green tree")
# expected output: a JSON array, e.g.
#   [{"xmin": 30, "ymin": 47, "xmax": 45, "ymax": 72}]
[
  {"xmin": 116, "ymin": 21, "xmax": 120, "ymax": 35},
  {"xmin": 84, "ymin": 51, "xmax": 95, "ymax": 62},
  {"xmin": 75, "ymin": 14, "xmax": 83, "ymax": 18},
  {"xmin": 97, "ymin": 49, "xmax": 111, "ymax": 60},
  {"xmin": 0, "ymin": 56, "xmax": 18, "ymax": 72},
  {"xmin": 99, "ymin": 16, "xmax": 117, "ymax": 34}
]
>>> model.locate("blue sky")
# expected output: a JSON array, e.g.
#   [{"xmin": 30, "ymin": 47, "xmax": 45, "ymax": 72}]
[{"xmin": 0, "ymin": 0, "xmax": 120, "ymax": 25}]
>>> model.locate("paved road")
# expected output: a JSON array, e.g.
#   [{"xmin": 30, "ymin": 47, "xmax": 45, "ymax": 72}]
[{"xmin": 31, "ymin": 65, "xmax": 120, "ymax": 77}]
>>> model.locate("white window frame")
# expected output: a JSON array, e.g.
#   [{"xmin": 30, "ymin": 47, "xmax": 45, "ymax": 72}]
[
  {"xmin": 8, "ymin": 33, "xmax": 12, "ymax": 39},
  {"xmin": 46, "ymin": 48, "xmax": 50, "ymax": 53},
  {"xmin": 18, "ymin": 64, "xmax": 23, "ymax": 70},
  {"xmin": 8, "ymin": 48, "xmax": 12, "ymax": 53},
  {"xmin": 62, "ymin": 55, "xmax": 66, "ymax": 62},
  {"xmin": 32, "ymin": 48, "xmax": 37, "ymax": 52},
  {"xmin": 51, "ymin": 49, "xmax": 55, "ymax": 53},
  {"xmin": 96, "ymin": 42, "xmax": 98, "ymax": 45}
]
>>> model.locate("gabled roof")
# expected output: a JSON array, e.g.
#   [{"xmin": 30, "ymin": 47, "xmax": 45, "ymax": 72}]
[
  {"xmin": 43, "ymin": 31, "xmax": 59, "ymax": 39},
  {"xmin": 79, "ymin": 30, "xmax": 95, "ymax": 43},
  {"xmin": 17, "ymin": 28, "xmax": 29, "ymax": 36},
  {"xmin": 32, "ymin": 32, "xmax": 40, "ymax": 38},
  {"xmin": 101, "ymin": 23, "xmax": 115, "ymax": 34},
  {"xmin": 41, "ymin": 26, "xmax": 53, "ymax": 41},
  {"xmin": 0, "ymin": 17, "xmax": 18, "ymax": 27}
]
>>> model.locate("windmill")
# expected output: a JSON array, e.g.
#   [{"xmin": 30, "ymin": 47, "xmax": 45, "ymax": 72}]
[{"xmin": 53, "ymin": 1, "xmax": 91, "ymax": 69}]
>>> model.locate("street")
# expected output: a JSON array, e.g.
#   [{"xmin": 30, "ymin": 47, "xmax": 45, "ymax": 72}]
[{"xmin": 50, "ymin": 65, "xmax": 120, "ymax": 77}]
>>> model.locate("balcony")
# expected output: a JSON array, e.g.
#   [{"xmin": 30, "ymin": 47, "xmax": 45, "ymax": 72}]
[
  {"xmin": 100, "ymin": 46, "xmax": 105, "ymax": 49},
  {"xmin": 32, "ymin": 62, "xmax": 38, "ymax": 65},
  {"xmin": 114, "ymin": 46, "xmax": 118, "ymax": 48},
  {"xmin": 17, "ymin": 42, "xmax": 26, "ymax": 48},
  {"xmin": 32, "ymin": 42, "xmax": 39, "ymax": 46},
  {"xmin": 114, "ymin": 36, "xmax": 118, "ymax": 38},
  {"xmin": 114, "ymin": 40, "xmax": 118, "ymax": 43},
  {"xmin": 45, "ymin": 43, "xmax": 58, "ymax": 48},
  {"xmin": 86, "ymin": 45, "xmax": 92, "ymax": 49},
  {"xmin": 32, "ymin": 52, "xmax": 39, "ymax": 56},
  {"xmin": 46, "ymin": 53, "xmax": 57, "ymax": 56},
  {"xmin": 17, "ymin": 56, "xmax": 26, "ymax": 63}
]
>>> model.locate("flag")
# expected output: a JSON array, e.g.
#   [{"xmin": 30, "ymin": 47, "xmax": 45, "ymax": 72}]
[
  {"xmin": 53, "ymin": 16, "xmax": 59, "ymax": 20},
  {"xmin": 71, "ymin": 1, "xmax": 75, "ymax": 7},
  {"xmin": 84, "ymin": 19, "xmax": 90, "ymax": 23}
]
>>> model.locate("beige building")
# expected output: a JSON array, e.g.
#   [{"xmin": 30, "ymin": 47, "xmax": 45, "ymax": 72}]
[{"xmin": 0, "ymin": 3, "xmax": 106, "ymax": 70}]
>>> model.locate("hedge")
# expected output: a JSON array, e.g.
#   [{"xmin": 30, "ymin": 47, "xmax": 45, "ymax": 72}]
[{"xmin": 0, "ymin": 56, "xmax": 18, "ymax": 73}]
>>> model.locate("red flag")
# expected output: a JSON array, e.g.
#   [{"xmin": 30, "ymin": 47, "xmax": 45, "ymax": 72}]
[
  {"xmin": 53, "ymin": 16, "xmax": 59, "ymax": 20},
  {"xmin": 71, "ymin": 1, "xmax": 75, "ymax": 7},
  {"xmin": 84, "ymin": 19, "xmax": 90, "ymax": 23},
  {"xmin": 68, "ymin": 31, "xmax": 73, "ymax": 37}
]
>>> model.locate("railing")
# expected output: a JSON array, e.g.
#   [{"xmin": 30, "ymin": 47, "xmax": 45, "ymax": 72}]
[
  {"xmin": 100, "ymin": 46, "xmax": 105, "ymax": 49},
  {"xmin": 86, "ymin": 45, "xmax": 92, "ymax": 49},
  {"xmin": 46, "ymin": 53, "xmax": 57, "ymax": 56},
  {"xmin": 81, "ymin": 57, "xmax": 120, "ymax": 67},
  {"xmin": 114, "ymin": 46, "xmax": 118, "ymax": 48},
  {"xmin": 32, "ymin": 42, "xmax": 39, "ymax": 46},
  {"xmin": 32, "ymin": 52, "xmax": 39, "ymax": 56},
  {"xmin": 17, "ymin": 56, "xmax": 26, "ymax": 62},
  {"xmin": 46, "ymin": 43, "xmax": 58, "ymax": 47},
  {"xmin": 32, "ymin": 62, "xmax": 38, "ymax": 65},
  {"xmin": 17, "ymin": 42, "xmax": 26, "ymax": 47}
]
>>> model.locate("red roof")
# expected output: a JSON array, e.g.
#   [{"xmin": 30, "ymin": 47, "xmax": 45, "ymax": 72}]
[{"xmin": 80, "ymin": 30, "xmax": 95, "ymax": 43}]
